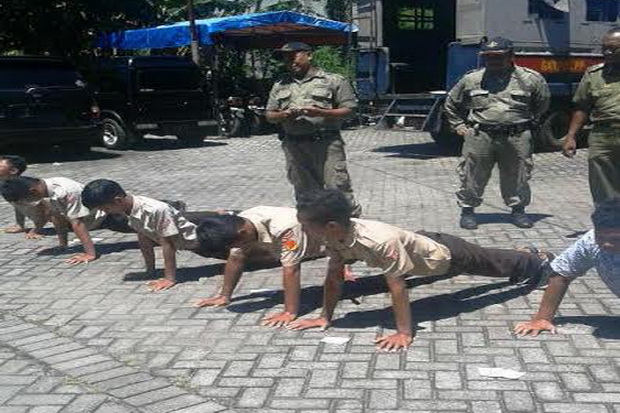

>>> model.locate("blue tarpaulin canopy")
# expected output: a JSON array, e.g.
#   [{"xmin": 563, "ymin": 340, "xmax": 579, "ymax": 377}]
[{"xmin": 97, "ymin": 11, "xmax": 356, "ymax": 50}]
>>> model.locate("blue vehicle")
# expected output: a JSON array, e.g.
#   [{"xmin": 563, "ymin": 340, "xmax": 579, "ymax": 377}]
[{"xmin": 354, "ymin": 0, "xmax": 613, "ymax": 149}]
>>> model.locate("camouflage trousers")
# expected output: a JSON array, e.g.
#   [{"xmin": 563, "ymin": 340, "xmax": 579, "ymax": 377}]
[
  {"xmin": 281, "ymin": 134, "xmax": 361, "ymax": 216},
  {"xmin": 456, "ymin": 129, "xmax": 533, "ymax": 209},
  {"xmin": 588, "ymin": 125, "xmax": 620, "ymax": 204}
]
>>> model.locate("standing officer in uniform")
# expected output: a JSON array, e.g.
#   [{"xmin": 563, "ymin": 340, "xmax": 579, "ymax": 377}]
[
  {"xmin": 265, "ymin": 42, "xmax": 361, "ymax": 217},
  {"xmin": 445, "ymin": 37, "xmax": 550, "ymax": 230},
  {"xmin": 562, "ymin": 28, "xmax": 620, "ymax": 204}
]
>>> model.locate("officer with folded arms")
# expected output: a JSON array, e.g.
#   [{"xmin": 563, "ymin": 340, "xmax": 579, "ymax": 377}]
[
  {"xmin": 266, "ymin": 42, "xmax": 361, "ymax": 217},
  {"xmin": 445, "ymin": 37, "xmax": 550, "ymax": 230}
]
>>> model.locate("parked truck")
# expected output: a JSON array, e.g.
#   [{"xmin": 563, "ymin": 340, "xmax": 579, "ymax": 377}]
[
  {"xmin": 87, "ymin": 56, "xmax": 216, "ymax": 150},
  {"xmin": 354, "ymin": 0, "xmax": 614, "ymax": 149}
]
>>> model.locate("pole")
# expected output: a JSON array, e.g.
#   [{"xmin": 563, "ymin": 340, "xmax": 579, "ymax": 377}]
[{"xmin": 188, "ymin": 0, "xmax": 200, "ymax": 64}]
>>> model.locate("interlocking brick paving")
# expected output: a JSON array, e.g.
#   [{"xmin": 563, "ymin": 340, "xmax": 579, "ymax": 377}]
[{"xmin": 0, "ymin": 129, "xmax": 617, "ymax": 412}]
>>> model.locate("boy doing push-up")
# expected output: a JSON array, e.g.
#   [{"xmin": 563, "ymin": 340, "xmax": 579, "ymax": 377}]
[{"xmin": 289, "ymin": 189, "xmax": 552, "ymax": 351}]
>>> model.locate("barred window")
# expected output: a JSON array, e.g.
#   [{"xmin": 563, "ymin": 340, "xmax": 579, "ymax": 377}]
[{"xmin": 397, "ymin": 6, "xmax": 435, "ymax": 30}]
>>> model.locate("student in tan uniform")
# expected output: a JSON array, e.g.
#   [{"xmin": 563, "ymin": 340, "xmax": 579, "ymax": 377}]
[
  {"xmin": 1, "ymin": 176, "xmax": 112, "ymax": 264},
  {"xmin": 192, "ymin": 206, "xmax": 326, "ymax": 327},
  {"xmin": 0, "ymin": 155, "xmax": 51, "ymax": 238},
  {"xmin": 82, "ymin": 179, "xmax": 206, "ymax": 292},
  {"xmin": 82, "ymin": 180, "xmax": 345, "ymax": 299},
  {"xmin": 288, "ymin": 189, "xmax": 553, "ymax": 351}
]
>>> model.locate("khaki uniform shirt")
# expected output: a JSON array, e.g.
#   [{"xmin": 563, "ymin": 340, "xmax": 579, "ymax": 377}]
[
  {"xmin": 128, "ymin": 195, "xmax": 198, "ymax": 250},
  {"xmin": 266, "ymin": 67, "xmax": 357, "ymax": 135},
  {"xmin": 444, "ymin": 65, "xmax": 550, "ymax": 129},
  {"xmin": 237, "ymin": 206, "xmax": 321, "ymax": 267},
  {"xmin": 43, "ymin": 177, "xmax": 105, "ymax": 230},
  {"xmin": 573, "ymin": 63, "xmax": 620, "ymax": 123},
  {"xmin": 325, "ymin": 218, "xmax": 452, "ymax": 278}
]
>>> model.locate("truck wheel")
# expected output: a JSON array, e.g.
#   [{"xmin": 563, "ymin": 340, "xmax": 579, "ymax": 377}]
[
  {"xmin": 536, "ymin": 111, "xmax": 570, "ymax": 151},
  {"xmin": 101, "ymin": 118, "xmax": 131, "ymax": 150},
  {"xmin": 177, "ymin": 133, "xmax": 204, "ymax": 147}
]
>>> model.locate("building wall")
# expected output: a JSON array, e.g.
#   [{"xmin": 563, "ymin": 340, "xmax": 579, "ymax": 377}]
[
  {"xmin": 458, "ymin": 0, "xmax": 616, "ymax": 52},
  {"xmin": 354, "ymin": 0, "xmax": 383, "ymax": 49}
]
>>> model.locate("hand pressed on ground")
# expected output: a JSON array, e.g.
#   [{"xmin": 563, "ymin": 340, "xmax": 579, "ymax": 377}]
[
  {"xmin": 374, "ymin": 332, "xmax": 413, "ymax": 352},
  {"xmin": 66, "ymin": 253, "xmax": 96, "ymax": 265},
  {"xmin": 25, "ymin": 230, "xmax": 44, "ymax": 240},
  {"xmin": 261, "ymin": 311, "xmax": 296, "ymax": 328},
  {"xmin": 287, "ymin": 317, "xmax": 329, "ymax": 331},
  {"xmin": 193, "ymin": 294, "xmax": 229, "ymax": 307},
  {"xmin": 514, "ymin": 319, "xmax": 557, "ymax": 337},
  {"xmin": 3, "ymin": 225, "xmax": 26, "ymax": 234},
  {"xmin": 147, "ymin": 278, "xmax": 176, "ymax": 292}
]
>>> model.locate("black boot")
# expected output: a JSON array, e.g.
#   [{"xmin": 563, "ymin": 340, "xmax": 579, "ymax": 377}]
[
  {"xmin": 511, "ymin": 206, "xmax": 533, "ymax": 228},
  {"xmin": 459, "ymin": 207, "xmax": 478, "ymax": 230}
]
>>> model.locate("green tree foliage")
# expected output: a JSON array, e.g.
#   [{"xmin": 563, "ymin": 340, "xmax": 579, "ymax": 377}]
[
  {"xmin": 158, "ymin": 0, "xmax": 255, "ymax": 22},
  {"xmin": 326, "ymin": 0, "xmax": 352, "ymax": 21},
  {"xmin": 0, "ymin": 0, "xmax": 158, "ymax": 56},
  {"xmin": 313, "ymin": 46, "xmax": 354, "ymax": 79}
]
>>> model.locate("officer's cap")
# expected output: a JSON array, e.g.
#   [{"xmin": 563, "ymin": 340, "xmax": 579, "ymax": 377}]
[
  {"xmin": 275, "ymin": 42, "xmax": 312, "ymax": 52},
  {"xmin": 480, "ymin": 37, "xmax": 514, "ymax": 55}
]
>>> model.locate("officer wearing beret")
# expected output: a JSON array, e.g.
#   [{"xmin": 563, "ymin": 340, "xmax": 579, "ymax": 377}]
[
  {"xmin": 445, "ymin": 37, "xmax": 550, "ymax": 230},
  {"xmin": 266, "ymin": 42, "xmax": 361, "ymax": 216}
]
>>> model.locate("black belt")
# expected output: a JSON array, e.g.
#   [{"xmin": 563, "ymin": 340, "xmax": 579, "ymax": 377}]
[
  {"xmin": 281, "ymin": 130, "xmax": 340, "ymax": 141},
  {"xmin": 476, "ymin": 122, "xmax": 532, "ymax": 135}
]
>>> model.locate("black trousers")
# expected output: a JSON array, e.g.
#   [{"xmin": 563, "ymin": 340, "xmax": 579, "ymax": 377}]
[{"xmin": 417, "ymin": 231, "xmax": 542, "ymax": 282}]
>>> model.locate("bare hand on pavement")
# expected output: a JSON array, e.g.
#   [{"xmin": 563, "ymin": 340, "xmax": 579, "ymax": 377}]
[
  {"xmin": 261, "ymin": 311, "xmax": 296, "ymax": 328},
  {"xmin": 193, "ymin": 295, "xmax": 229, "ymax": 307},
  {"xmin": 147, "ymin": 278, "xmax": 176, "ymax": 292},
  {"xmin": 374, "ymin": 332, "xmax": 413, "ymax": 352},
  {"xmin": 514, "ymin": 319, "xmax": 557, "ymax": 337}
]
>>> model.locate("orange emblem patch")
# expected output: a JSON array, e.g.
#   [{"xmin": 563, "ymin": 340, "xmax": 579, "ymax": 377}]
[{"xmin": 281, "ymin": 231, "xmax": 299, "ymax": 251}]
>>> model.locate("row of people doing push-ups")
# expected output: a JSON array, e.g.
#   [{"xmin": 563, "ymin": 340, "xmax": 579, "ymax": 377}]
[{"xmin": 0, "ymin": 155, "xmax": 618, "ymax": 351}]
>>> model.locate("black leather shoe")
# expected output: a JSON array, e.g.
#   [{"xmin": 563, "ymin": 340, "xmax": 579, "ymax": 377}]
[
  {"xmin": 511, "ymin": 211, "xmax": 533, "ymax": 228},
  {"xmin": 459, "ymin": 211, "xmax": 478, "ymax": 230}
]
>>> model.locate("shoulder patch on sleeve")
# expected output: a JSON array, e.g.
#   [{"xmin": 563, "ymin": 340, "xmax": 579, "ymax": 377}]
[{"xmin": 281, "ymin": 230, "xmax": 299, "ymax": 251}]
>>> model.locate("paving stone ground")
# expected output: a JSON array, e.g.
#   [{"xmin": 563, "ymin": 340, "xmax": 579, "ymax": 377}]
[{"xmin": 0, "ymin": 129, "xmax": 618, "ymax": 412}]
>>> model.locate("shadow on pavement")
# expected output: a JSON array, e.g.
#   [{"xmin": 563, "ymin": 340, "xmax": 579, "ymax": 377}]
[
  {"xmin": 18, "ymin": 148, "xmax": 121, "ymax": 164},
  {"xmin": 123, "ymin": 258, "xmax": 284, "ymax": 284},
  {"xmin": 474, "ymin": 212, "xmax": 553, "ymax": 226},
  {"xmin": 554, "ymin": 315, "xmax": 620, "ymax": 339},
  {"xmin": 227, "ymin": 273, "xmax": 533, "ymax": 330},
  {"xmin": 565, "ymin": 230, "xmax": 589, "ymax": 239},
  {"xmin": 335, "ymin": 279, "xmax": 530, "ymax": 330},
  {"xmin": 37, "ymin": 240, "xmax": 139, "ymax": 256},
  {"xmin": 373, "ymin": 142, "xmax": 460, "ymax": 159},
  {"xmin": 129, "ymin": 137, "xmax": 227, "ymax": 152}
]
